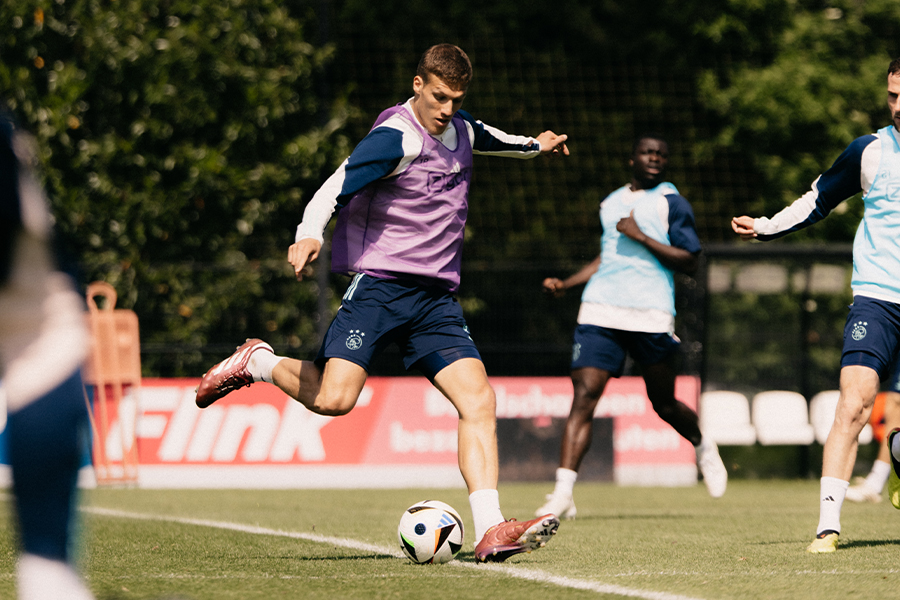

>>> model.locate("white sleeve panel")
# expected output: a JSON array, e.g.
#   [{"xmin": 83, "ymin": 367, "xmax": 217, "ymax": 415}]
[
  {"xmin": 753, "ymin": 181, "xmax": 820, "ymax": 236},
  {"xmin": 860, "ymin": 135, "xmax": 881, "ymax": 194},
  {"xmin": 294, "ymin": 159, "xmax": 348, "ymax": 244},
  {"xmin": 473, "ymin": 121, "xmax": 540, "ymax": 157},
  {"xmin": 380, "ymin": 114, "xmax": 425, "ymax": 176}
]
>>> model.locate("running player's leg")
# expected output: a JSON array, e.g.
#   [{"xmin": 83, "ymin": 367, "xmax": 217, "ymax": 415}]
[
  {"xmin": 197, "ymin": 274, "xmax": 383, "ymax": 413},
  {"xmin": 430, "ymin": 357, "xmax": 559, "ymax": 562},
  {"xmin": 847, "ymin": 390, "xmax": 899, "ymax": 502},
  {"xmin": 272, "ymin": 356, "xmax": 366, "ymax": 416},
  {"xmin": 810, "ymin": 296, "xmax": 899, "ymax": 553},
  {"xmin": 809, "ymin": 365, "xmax": 878, "ymax": 552},
  {"xmin": 410, "ymin": 322, "xmax": 502, "ymax": 541},
  {"xmin": 638, "ymin": 337, "xmax": 726, "ymax": 498},
  {"xmin": 431, "ymin": 357, "xmax": 498, "ymax": 494},
  {"xmin": 533, "ymin": 366, "xmax": 609, "ymax": 520},
  {"xmin": 824, "ymin": 366, "xmax": 879, "ymax": 482},
  {"xmin": 537, "ymin": 325, "xmax": 623, "ymax": 518},
  {"xmin": 560, "ymin": 367, "xmax": 612, "ymax": 471},
  {"xmin": 642, "ymin": 357, "xmax": 701, "ymax": 445}
]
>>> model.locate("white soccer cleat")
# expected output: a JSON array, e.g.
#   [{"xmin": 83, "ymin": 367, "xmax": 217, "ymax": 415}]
[
  {"xmin": 535, "ymin": 493, "xmax": 577, "ymax": 520},
  {"xmin": 696, "ymin": 439, "xmax": 728, "ymax": 498},
  {"xmin": 845, "ymin": 478, "xmax": 882, "ymax": 503}
]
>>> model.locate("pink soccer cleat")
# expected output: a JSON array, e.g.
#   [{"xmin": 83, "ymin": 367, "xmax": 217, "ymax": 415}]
[
  {"xmin": 195, "ymin": 338, "xmax": 273, "ymax": 408},
  {"xmin": 474, "ymin": 514, "xmax": 560, "ymax": 563}
]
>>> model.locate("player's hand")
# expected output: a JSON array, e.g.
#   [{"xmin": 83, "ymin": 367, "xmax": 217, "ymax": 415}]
[
  {"xmin": 535, "ymin": 131, "xmax": 569, "ymax": 156},
  {"xmin": 616, "ymin": 210, "xmax": 645, "ymax": 242},
  {"xmin": 288, "ymin": 238, "xmax": 322, "ymax": 281},
  {"xmin": 543, "ymin": 277, "xmax": 566, "ymax": 297},
  {"xmin": 731, "ymin": 216, "xmax": 757, "ymax": 241}
]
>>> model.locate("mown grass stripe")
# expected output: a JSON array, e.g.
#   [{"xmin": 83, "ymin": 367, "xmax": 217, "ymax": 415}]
[{"xmin": 83, "ymin": 506, "xmax": 704, "ymax": 600}]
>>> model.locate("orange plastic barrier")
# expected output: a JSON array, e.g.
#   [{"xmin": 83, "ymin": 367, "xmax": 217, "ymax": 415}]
[
  {"xmin": 82, "ymin": 282, "xmax": 140, "ymax": 485},
  {"xmin": 871, "ymin": 391, "xmax": 887, "ymax": 444}
]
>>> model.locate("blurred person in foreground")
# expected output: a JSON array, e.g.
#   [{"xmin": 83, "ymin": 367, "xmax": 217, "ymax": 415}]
[
  {"xmin": 195, "ymin": 44, "xmax": 570, "ymax": 563},
  {"xmin": 732, "ymin": 57, "xmax": 900, "ymax": 553},
  {"xmin": 535, "ymin": 134, "xmax": 727, "ymax": 521},
  {"xmin": 0, "ymin": 112, "xmax": 94, "ymax": 598}
]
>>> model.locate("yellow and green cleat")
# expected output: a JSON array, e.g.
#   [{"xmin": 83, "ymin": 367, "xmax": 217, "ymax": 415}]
[
  {"xmin": 888, "ymin": 428, "xmax": 900, "ymax": 510},
  {"xmin": 806, "ymin": 531, "xmax": 839, "ymax": 554}
]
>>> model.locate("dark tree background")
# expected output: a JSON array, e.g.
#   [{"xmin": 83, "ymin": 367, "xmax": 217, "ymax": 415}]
[{"xmin": 3, "ymin": 0, "xmax": 899, "ymax": 385}]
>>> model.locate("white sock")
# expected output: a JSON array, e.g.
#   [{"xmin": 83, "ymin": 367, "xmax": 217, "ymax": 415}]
[
  {"xmin": 816, "ymin": 476, "xmax": 849, "ymax": 535},
  {"xmin": 552, "ymin": 468, "xmax": 578, "ymax": 498},
  {"xmin": 694, "ymin": 434, "xmax": 713, "ymax": 455},
  {"xmin": 469, "ymin": 489, "xmax": 504, "ymax": 542},
  {"xmin": 892, "ymin": 432, "xmax": 900, "ymax": 463},
  {"xmin": 865, "ymin": 460, "xmax": 891, "ymax": 492},
  {"xmin": 17, "ymin": 554, "xmax": 95, "ymax": 600},
  {"xmin": 248, "ymin": 349, "xmax": 282, "ymax": 384}
]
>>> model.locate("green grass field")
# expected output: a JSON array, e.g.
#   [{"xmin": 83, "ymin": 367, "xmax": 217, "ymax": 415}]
[{"xmin": 2, "ymin": 480, "xmax": 899, "ymax": 599}]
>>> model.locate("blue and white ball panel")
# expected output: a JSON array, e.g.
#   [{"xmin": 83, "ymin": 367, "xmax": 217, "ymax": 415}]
[{"xmin": 397, "ymin": 500, "xmax": 464, "ymax": 564}]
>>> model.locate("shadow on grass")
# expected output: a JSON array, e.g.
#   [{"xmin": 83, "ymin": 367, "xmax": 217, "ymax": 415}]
[
  {"xmin": 749, "ymin": 538, "xmax": 900, "ymax": 548},
  {"xmin": 840, "ymin": 538, "xmax": 900, "ymax": 549},
  {"xmin": 572, "ymin": 513, "xmax": 697, "ymax": 522},
  {"xmin": 288, "ymin": 553, "xmax": 400, "ymax": 561}
]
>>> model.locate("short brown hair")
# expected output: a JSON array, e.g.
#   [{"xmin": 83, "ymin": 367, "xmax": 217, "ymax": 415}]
[
  {"xmin": 417, "ymin": 44, "xmax": 472, "ymax": 90},
  {"xmin": 889, "ymin": 57, "xmax": 900, "ymax": 77}
]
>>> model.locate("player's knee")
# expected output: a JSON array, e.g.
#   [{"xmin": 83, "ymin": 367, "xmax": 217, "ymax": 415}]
[
  {"xmin": 311, "ymin": 389, "xmax": 357, "ymax": 416},
  {"xmin": 834, "ymin": 399, "xmax": 868, "ymax": 431},
  {"xmin": 652, "ymin": 400, "xmax": 678, "ymax": 420},
  {"xmin": 457, "ymin": 387, "xmax": 496, "ymax": 423}
]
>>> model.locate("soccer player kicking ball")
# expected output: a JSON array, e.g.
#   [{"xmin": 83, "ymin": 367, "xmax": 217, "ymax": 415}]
[
  {"xmin": 196, "ymin": 44, "xmax": 568, "ymax": 562},
  {"xmin": 733, "ymin": 57, "xmax": 900, "ymax": 554},
  {"xmin": 536, "ymin": 135, "xmax": 727, "ymax": 521}
]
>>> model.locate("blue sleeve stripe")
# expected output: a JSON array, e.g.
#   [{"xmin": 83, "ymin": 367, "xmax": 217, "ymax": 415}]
[
  {"xmin": 336, "ymin": 127, "xmax": 405, "ymax": 206},
  {"xmin": 665, "ymin": 194, "xmax": 702, "ymax": 253},
  {"xmin": 758, "ymin": 134, "xmax": 875, "ymax": 240},
  {"xmin": 456, "ymin": 110, "xmax": 537, "ymax": 153}
]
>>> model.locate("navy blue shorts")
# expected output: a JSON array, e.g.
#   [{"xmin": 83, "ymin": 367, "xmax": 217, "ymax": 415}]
[
  {"xmin": 841, "ymin": 296, "xmax": 900, "ymax": 380},
  {"xmin": 315, "ymin": 274, "xmax": 481, "ymax": 378},
  {"xmin": 570, "ymin": 324, "xmax": 680, "ymax": 377},
  {"xmin": 887, "ymin": 360, "xmax": 900, "ymax": 393}
]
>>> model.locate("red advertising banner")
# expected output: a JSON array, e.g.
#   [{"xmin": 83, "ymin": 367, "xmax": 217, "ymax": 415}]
[
  {"xmin": 490, "ymin": 376, "xmax": 700, "ymax": 486},
  {"xmin": 109, "ymin": 376, "xmax": 699, "ymax": 488}
]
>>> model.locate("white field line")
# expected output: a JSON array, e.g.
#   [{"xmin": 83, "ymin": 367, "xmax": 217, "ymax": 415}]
[{"xmin": 83, "ymin": 506, "xmax": 705, "ymax": 600}]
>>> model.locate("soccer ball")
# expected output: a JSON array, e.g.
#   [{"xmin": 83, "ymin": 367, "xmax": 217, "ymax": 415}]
[{"xmin": 397, "ymin": 500, "xmax": 464, "ymax": 564}]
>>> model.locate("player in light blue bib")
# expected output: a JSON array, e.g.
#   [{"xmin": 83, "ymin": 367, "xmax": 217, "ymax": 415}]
[
  {"xmin": 536, "ymin": 135, "xmax": 727, "ymax": 521},
  {"xmin": 732, "ymin": 57, "xmax": 900, "ymax": 554}
]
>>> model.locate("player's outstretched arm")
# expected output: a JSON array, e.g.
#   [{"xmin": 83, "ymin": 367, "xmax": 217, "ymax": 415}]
[
  {"xmin": 731, "ymin": 216, "xmax": 757, "ymax": 241},
  {"xmin": 288, "ymin": 238, "xmax": 322, "ymax": 281},
  {"xmin": 534, "ymin": 130, "xmax": 570, "ymax": 156},
  {"xmin": 543, "ymin": 255, "xmax": 601, "ymax": 297}
]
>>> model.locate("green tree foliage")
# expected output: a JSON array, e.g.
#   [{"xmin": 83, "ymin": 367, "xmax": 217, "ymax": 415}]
[
  {"xmin": 4, "ymin": 0, "xmax": 894, "ymax": 383},
  {"xmin": 0, "ymin": 0, "xmax": 351, "ymax": 374},
  {"xmin": 698, "ymin": 0, "xmax": 900, "ymax": 241}
]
